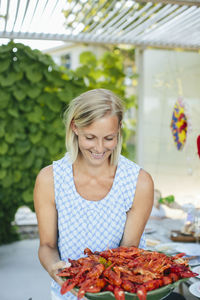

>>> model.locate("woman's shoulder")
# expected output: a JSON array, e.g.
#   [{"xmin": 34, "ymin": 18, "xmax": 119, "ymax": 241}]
[
  {"xmin": 137, "ymin": 168, "xmax": 154, "ymax": 191},
  {"xmin": 36, "ymin": 165, "xmax": 54, "ymax": 186},
  {"xmin": 34, "ymin": 165, "xmax": 54, "ymax": 203}
]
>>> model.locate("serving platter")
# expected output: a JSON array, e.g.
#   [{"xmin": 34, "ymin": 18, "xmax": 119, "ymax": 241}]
[{"xmin": 73, "ymin": 278, "xmax": 188, "ymax": 300}]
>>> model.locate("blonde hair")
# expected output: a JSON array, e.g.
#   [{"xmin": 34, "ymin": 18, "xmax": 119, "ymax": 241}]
[{"xmin": 63, "ymin": 89, "xmax": 124, "ymax": 165}]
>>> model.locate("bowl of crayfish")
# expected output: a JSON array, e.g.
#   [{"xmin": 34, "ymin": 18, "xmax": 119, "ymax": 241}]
[{"xmin": 57, "ymin": 246, "xmax": 198, "ymax": 300}]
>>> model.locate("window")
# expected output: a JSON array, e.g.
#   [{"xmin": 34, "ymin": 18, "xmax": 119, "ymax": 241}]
[{"xmin": 61, "ymin": 53, "xmax": 71, "ymax": 69}]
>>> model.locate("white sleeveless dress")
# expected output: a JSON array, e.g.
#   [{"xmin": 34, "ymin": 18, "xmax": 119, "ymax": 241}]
[{"xmin": 51, "ymin": 153, "xmax": 145, "ymax": 299}]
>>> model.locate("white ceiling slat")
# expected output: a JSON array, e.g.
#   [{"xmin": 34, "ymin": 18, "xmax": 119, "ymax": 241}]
[
  {"xmin": 99, "ymin": 3, "xmax": 156, "ymax": 40},
  {"xmin": 140, "ymin": 5, "xmax": 197, "ymax": 42},
  {"xmin": 148, "ymin": 6, "xmax": 200, "ymax": 44},
  {"xmin": 120, "ymin": 3, "xmax": 163, "ymax": 42},
  {"xmin": 165, "ymin": 10, "xmax": 200, "ymax": 43},
  {"xmin": 63, "ymin": 0, "xmax": 79, "ymax": 21},
  {"xmin": 138, "ymin": 5, "xmax": 188, "ymax": 41},
  {"xmin": 84, "ymin": 0, "xmax": 118, "ymax": 33},
  {"xmin": 154, "ymin": 5, "xmax": 198, "ymax": 36},
  {"xmin": 134, "ymin": 4, "xmax": 179, "ymax": 41},
  {"xmin": 107, "ymin": 3, "xmax": 152, "ymax": 36},
  {"xmin": 120, "ymin": 3, "xmax": 163, "ymax": 41},
  {"xmin": 39, "ymin": 0, "xmax": 50, "ymax": 22},
  {"xmin": 3, "ymin": 0, "xmax": 10, "ymax": 32},
  {"xmin": 19, "ymin": 0, "xmax": 30, "ymax": 31},
  {"xmin": 87, "ymin": 0, "xmax": 127, "ymax": 38},
  {"xmin": 98, "ymin": 3, "xmax": 137, "ymax": 39},
  {"xmin": 139, "ymin": 0, "xmax": 200, "ymax": 7},
  {"xmin": 105, "ymin": 2, "xmax": 153, "ymax": 38},
  {"xmin": 26, "ymin": 0, "xmax": 40, "ymax": 32},
  {"xmin": 69, "ymin": 1, "xmax": 100, "ymax": 36},
  {"xmin": 49, "ymin": 0, "xmax": 60, "ymax": 17},
  {"xmin": 72, "ymin": 1, "xmax": 97, "ymax": 26},
  {"xmin": 11, "ymin": 0, "xmax": 21, "ymax": 32},
  {"xmin": 83, "ymin": 0, "xmax": 112, "ymax": 32},
  {"xmin": 124, "ymin": 3, "xmax": 176, "ymax": 41}
]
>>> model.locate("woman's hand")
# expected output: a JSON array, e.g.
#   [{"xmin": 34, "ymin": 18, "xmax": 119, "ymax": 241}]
[{"xmin": 49, "ymin": 260, "xmax": 71, "ymax": 286}]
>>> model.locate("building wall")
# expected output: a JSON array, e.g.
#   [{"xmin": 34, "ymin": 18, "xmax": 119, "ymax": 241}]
[
  {"xmin": 44, "ymin": 43, "xmax": 107, "ymax": 69},
  {"xmin": 136, "ymin": 49, "xmax": 200, "ymax": 205}
]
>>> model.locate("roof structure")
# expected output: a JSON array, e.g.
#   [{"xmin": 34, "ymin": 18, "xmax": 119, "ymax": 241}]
[{"xmin": 0, "ymin": 0, "xmax": 200, "ymax": 50}]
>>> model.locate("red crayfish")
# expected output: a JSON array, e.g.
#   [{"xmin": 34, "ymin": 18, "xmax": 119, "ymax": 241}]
[{"xmin": 57, "ymin": 246, "xmax": 198, "ymax": 300}]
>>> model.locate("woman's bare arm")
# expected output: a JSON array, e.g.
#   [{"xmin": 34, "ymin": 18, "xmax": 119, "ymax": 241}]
[
  {"xmin": 34, "ymin": 165, "xmax": 66, "ymax": 286},
  {"xmin": 120, "ymin": 169, "xmax": 154, "ymax": 247}
]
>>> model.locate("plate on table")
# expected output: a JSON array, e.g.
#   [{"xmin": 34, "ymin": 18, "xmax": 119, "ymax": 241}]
[
  {"xmin": 145, "ymin": 227, "xmax": 156, "ymax": 234},
  {"xmin": 189, "ymin": 282, "xmax": 200, "ymax": 298},
  {"xmin": 188, "ymin": 256, "xmax": 200, "ymax": 267},
  {"xmin": 192, "ymin": 266, "xmax": 200, "ymax": 279},
  {"xmin": 189, "ymin": 265, "xmax": 200, "ymax": 284},
  {"xmin": 74, "ymin": 279, "xmax": 188, "ymax": 300},
  {"xmin": 154, "ymin": 243, "xmax": 179, "ymax": 255}
]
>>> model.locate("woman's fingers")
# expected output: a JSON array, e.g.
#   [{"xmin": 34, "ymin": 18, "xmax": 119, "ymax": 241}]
[{"xmin": 51, "ymin": 260, "xmax": 71, "ymax": 286}]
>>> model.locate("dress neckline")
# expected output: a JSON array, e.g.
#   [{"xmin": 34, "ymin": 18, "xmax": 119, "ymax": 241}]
[{"xmin": 67, "ymin": 154, "xmax": 121, "ymax": 203}]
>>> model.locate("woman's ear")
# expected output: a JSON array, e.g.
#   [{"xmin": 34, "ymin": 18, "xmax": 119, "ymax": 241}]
[{"xmin": 71, "ymin": 120, "xmax": 78, "ymax": 135}]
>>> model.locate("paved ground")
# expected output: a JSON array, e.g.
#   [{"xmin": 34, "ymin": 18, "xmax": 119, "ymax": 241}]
[
  {"xmin": 0, "ymin": 238, "xmax": 198, "ymax": 300},
  {"xmin": 0, "ymin": 239, "xmax": 51, "ymax": 300}
]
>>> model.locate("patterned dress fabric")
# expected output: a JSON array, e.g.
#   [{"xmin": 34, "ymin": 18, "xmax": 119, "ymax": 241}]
[{"xmin": 51, "ymin": 153, "xmax": 145, "ymax": 299}]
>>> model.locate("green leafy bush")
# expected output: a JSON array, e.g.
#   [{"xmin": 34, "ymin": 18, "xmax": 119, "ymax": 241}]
[{"xmin": 0, "ymin": 41, "xmax": 87, "ymax": 244}]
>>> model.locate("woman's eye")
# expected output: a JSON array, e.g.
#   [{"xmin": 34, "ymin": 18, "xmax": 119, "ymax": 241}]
[
  {"xmin": 86, "ymin": 136, "xmax": 94, "ymax": 140},
  {"xmin": 105, "ymin": 137, "xmax": 114, "ymax": 141}
]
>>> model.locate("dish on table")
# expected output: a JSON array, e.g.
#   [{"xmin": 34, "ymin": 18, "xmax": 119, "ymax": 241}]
[
  {"xmin": 192, "ymin": 266, "xmax": 200, "ymax": 279},
  {"xmin": 188, "ymin": 256, "xmax": 200, "ymax": 267},
  {"xmin": 154, "ymin": 243, "xmax": 179, "ymax": 255},
  {"xmin": 189, "ymin": 282, "xmax": 200, "ymax": 298},
  {"xmin": 189, "ymin": 265, "xmax": 200, "ymax": 284},
  {"xmin": 170, "ymin": 230, "xmax": 196, "ymax": 242},
  {"xmin": 146, "ymin": 238, "xmax": 160, "ymax": 247},
  {"xmin": 145, "ymin": 228, "xmax": 156, "ymax": 234},
  {"xmin": 155, "ymin": 242, "xmax": 200, "ymax": 257}
]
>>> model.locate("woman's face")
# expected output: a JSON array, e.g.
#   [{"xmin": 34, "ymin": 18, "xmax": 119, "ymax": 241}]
[{"xmin": 73, "ymin": 114, "xmax": 120, "ymax": 166}]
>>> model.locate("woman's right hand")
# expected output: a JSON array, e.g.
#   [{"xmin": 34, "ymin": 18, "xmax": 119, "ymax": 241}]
[{"xmin": 49, "ymin": 260, "xmax": 71, "ymax": 286}]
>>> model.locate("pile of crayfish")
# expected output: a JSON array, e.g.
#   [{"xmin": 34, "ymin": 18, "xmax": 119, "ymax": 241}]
[{"xmin": 57, "ymin": 246, "xmax": 197, "ymax": 300}]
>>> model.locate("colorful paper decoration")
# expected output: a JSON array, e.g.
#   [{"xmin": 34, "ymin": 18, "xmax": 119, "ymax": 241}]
[
  {"xmin": 170, "ymin": 98, "xmax": 188, "ymax": 150},
  {"xmin": 197, "ymin": 135, "xmax": 200, "ymax": 158}
]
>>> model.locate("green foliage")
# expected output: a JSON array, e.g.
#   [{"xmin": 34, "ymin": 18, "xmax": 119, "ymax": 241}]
[{"xmin": 0, "ymin": 41, "xmax": 87, "ymax": 244}]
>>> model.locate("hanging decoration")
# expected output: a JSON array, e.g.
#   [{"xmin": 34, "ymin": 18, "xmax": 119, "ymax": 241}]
[
  {"xmin": 197, "ymin": 135, "xmax": 200, "ymax": 158},
  {"xmin": 170, "ymin": 98, "xmax": 188, "ymax": 150}
]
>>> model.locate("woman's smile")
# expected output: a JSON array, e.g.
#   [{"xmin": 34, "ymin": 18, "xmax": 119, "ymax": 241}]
[{"xmin": 89, "ymin": 151, "xmax": 106, "ymax": 160}]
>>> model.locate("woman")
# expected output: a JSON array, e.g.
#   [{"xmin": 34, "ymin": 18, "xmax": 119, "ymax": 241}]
[{"xmin": 34, "ymin": 89, "xmax": 154, "ymax": 299}]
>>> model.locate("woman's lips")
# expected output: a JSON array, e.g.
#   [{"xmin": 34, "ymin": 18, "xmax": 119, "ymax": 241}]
[{"xmin": 90, "ymin": 152, "xmax": 105, "ymax": 159}]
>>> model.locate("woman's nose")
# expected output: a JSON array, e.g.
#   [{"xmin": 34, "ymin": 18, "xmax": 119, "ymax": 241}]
[{"xmin": 95, "ymin": 139, "xmax": 104, "ymax": 153}]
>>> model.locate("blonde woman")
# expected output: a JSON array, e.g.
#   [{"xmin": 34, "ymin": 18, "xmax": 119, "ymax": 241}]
[{"xmin": 34, "ymin": 89, "xmax": 154, "ymax": 299}]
